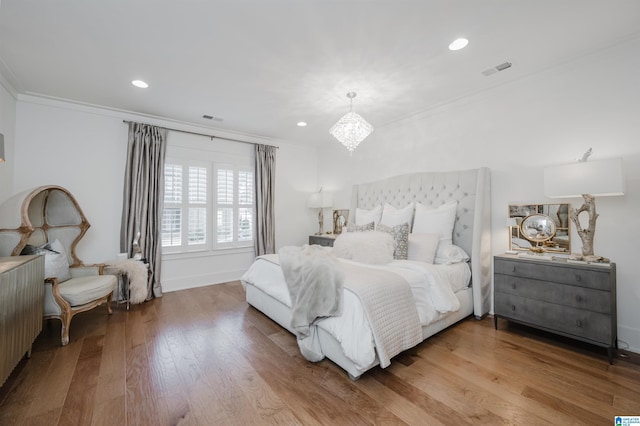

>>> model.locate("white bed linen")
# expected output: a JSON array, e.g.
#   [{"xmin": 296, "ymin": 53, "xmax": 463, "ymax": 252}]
[{"xmin": 241, "ymin": 255, "xmax": 471, "ymax": 370}]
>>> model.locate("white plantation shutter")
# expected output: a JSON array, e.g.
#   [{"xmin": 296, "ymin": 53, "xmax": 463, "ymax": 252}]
[
  {"xmin": 162, "ymin": 164, "xmax": 183, "ymax": 247},
  {"xmin": 237, "ymin": 170, "xmax": 253, "ymax": 242},
  {"xmin": 217, "ymin": 169, "xmax": 233, "ymax": 204},
  {"xmin": 162, "ymin": 208, "xmax": 181, "ymax": 247},
  {"xmin": 238, "ymin": 171, "xmax": 253, "ymax": 204},
  {"xmin": 238, "ymin": 207, "xmax": 253, "ymax": 241},
  {"xmin": 189, "ymin": 166, "xmax": 207, "ymax": 203},
  {"xmin": 188, "ymin": 167, "xmax": 207, "ymax": 245},
  {"xmin": 217, "ymin": 208, "xmax": 234, "ymax": 243},
  {"xmin": 163, "ymin": 159, "xmax": 254, "ymax": 252},
  {"xmin": 217, "ymin": 168, "xmax": 234, "ymax": 244},
  {"xmin": 164, "ymin": 164, "xmax": 183, "ymax": 202}
]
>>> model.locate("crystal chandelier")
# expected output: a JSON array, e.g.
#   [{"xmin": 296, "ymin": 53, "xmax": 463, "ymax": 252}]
[{"xmin": 329, "ymin": 92, "xmax": 373, "ymax": 154}]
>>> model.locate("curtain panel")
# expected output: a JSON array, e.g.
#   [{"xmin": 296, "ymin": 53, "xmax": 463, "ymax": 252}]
[
  {"xmin": 255, "ymin": 144, "xmax": 276, "ymax": 255},
  {"xmin": 121, "ymin": 123, "xmax": 167, "ymax": 299}
]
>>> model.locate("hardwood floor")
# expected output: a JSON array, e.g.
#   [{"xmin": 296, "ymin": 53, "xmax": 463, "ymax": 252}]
[{"xmin": 1, "ymin": 281, "xmax": 639, "ymax": 425}]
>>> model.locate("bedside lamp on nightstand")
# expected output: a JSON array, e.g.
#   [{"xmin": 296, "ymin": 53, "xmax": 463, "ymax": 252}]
[{"xmin": 308, "ymin": 188, "xmax": 332, "ymax": 235}]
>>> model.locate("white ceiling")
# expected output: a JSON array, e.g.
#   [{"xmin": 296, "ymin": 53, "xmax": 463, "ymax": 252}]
[{"xmin": 1, "ymin": 1, "xmax": 639, "ymax": 146}]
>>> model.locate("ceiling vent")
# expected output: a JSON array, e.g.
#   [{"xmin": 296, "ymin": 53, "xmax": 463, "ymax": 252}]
[
  {"xmin": 481, "ymin": 61, "xmax": 512, "ymax": 77},
  {"xmin": 202, "ymin": 114, "xmax": 223, "ymax": 122}
]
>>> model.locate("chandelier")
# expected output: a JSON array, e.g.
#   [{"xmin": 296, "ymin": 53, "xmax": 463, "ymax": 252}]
[{"xmin": 329, "ymin": 92, "xmax": 373, "ymax": 154}]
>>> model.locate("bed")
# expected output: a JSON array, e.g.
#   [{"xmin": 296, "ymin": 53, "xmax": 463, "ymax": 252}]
[{"xmin": 241, "ymin": 168, "xmax": 491, "ymax": 379}]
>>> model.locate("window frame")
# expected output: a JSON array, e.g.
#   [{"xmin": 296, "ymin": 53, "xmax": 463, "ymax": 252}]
[{"xmin": 162, "ymin": 157, "xmax": 255, "ymax": 254}]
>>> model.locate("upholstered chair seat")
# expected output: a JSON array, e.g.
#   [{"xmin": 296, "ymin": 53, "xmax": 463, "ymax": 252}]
[{"xmin": 54, "ymin": 275, "xmax": 117, "ymax": 307}]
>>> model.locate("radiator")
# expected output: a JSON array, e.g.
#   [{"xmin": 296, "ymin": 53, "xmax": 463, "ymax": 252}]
[{"xmin": 0, "ymin": 255, "xmax": 44, "ymax": 387}]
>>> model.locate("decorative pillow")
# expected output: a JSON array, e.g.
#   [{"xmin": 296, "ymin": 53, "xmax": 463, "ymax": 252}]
[
  {"xmin": 434, "ymin": 242, "xmax": 470, "ymax": 265},
  {"xmin": 380, "ymin": 203, "xmax": 414, "ymax": 227},
  {"xmin": 407, "ymin": 233, "xmax": 440, "ymax": 264},
  {"xmin": 20, "ymin": 244, "xmax": 42, "ymax": 255},
  {"xmin": 375, "ymin": 223, "xmax": 410, "ymax": 260},
  {"xmin": 412, "ymin": 201, "xmax": 458, "ymax": 243},
  {"xmin": 346, "ymin": 221, "xmax": 375, "ymax": 232},
  {"xmin": 332, "ymin": 231, "xmax": 395, "ymax": 265},
  {"xmin": 40, "ymin": 239, "xmax": 72, "ymax": 281},
  {"xmin": 355, "ymin": 205, "xmax": 382, "ymax": 226}
]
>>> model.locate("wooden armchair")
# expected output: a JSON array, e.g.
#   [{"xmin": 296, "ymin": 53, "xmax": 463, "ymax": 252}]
[
  {"xmin": 0, "ymin": 185, "xmax": 117, "ymax": 345},
  {"xmin": 43, "ymin": 253, "xmax": 116, "ymax": 345}
]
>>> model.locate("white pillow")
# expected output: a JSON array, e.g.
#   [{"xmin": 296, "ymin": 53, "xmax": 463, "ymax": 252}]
[
  {"xmin": 407, "ymin": 233, "xmax": 440, "ymax": 264},
  {"xmin": 380, "ymin": 203, "xmax": 414, "ymax": 227},
  {"xmin": 355, "ymin": 205, "xmax": 382, "ymax": 226},
  {"xmin": 412, "ymin": 201, "xmax": 458, "ymax": 243},
  {"xmin": 434, "ymin": 242, "xmax": 470, "ymax": 265},
  {"xmin": 42, "ymin": 239, "xmax": 71, "ymax": 281},
  {"xmin": 332, "ymin": 231, "xmax": 395, "ymax": 265}
]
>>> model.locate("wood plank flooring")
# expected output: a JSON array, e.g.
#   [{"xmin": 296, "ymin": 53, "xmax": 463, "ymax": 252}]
[{"xmin": 1, "ymin": 281, "xmax": 639, "ymax": 425}]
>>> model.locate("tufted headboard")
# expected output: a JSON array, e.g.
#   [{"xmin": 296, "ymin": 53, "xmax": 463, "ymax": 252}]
[{"xmin": 349, "ymin": 168, "xmax": 491, "ymax": 318}]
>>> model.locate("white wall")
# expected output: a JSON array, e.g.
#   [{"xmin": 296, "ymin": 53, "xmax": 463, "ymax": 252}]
[
  {"xmin": 0, "ymin": 77, "xmax": 16, "ymax": 200},
  {"xmin": 9, "ymin": 96, "xmax": 318, "ymax": 292},
  {"xmin": 318, "ymin": 37, "xmax": 640, "ymax": 353}
]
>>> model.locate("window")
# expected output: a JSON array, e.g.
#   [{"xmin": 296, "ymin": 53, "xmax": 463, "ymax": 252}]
[
  {"xmin": 215, "ymin": 165, "xmax": 254, "ymax": 247},
  {"xmin": 162, "ymin": 159, "xmax": 254, "ymax": 252}
]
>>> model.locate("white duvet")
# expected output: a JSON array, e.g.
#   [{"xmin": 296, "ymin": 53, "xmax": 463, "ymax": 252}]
[{"xmin": 241, "ymin": 255, "xmax": 471, "ymax": 370}]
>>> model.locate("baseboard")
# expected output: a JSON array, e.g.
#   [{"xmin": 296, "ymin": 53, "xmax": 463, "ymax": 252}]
[
  {"xmin": 617, "ymin": 348, "xmax": 640, "ymax": 366},
  {"xmin": 617, "ymin": 324, "xmax": 640, "ymax": 356}
]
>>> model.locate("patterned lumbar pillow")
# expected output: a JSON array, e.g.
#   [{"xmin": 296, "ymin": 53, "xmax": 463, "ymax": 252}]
[
  {"xmin": 346, "ymin": 221, "xmax": 375, "ymax": 232},
  {"xmin": 376, "ymin": 222, "xmax": 410, "ymax": 260}
]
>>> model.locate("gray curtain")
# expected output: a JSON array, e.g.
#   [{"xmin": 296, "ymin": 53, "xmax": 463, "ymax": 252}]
[
  {"xmin": 255, "ymin": 144, "xmax": 276, "ymax": 255},
  {"xmin": 121, "ymin": 122, "xmax": 167, "ymax": 299}
]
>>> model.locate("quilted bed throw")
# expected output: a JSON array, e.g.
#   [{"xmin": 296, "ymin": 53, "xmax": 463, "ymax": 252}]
[{"xmin": 279, "ymin": 245, "xmax": 345, "ymax": 337}]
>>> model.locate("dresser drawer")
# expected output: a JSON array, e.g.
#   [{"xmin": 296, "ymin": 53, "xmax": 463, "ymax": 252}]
[
  {"xmin": 309, "ymin": 235, "xmax": 335, "ymax": 247},
  {"xmin": 494, "ymin": 274, "xmax": 611, "ymax": 314},
  {"xmin": 494, "ymin": 258, "xmax": 611, "ymax": 291},
  {"xmin": 495, "ymin": 292, "xmax": 612, "ymax": 345}
]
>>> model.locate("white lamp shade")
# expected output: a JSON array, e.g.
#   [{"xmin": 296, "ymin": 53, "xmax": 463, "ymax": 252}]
[
  {"xmin": 544, "ymin": 158, "xmax": 624, "ymax": 198},
  {"xmin": 308, "ymin": 191, "xmax": 332, "ymax": 208}
]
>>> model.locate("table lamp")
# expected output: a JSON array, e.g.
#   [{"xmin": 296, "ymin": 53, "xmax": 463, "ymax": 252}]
[
  {"xmin": 544, "ymin": 155, "xmax": 624, "ymax": 261},
  {"xmin": 308, "ymin": 188, "xmax": 333, "ymax": 235}
]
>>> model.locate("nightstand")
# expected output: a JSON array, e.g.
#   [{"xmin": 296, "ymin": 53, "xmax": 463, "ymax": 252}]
[
  {"xmin": 309, "ymin": 234, "xmax": 336, "ymax": 247},
  {"xmin": 494, "ymin": 254, "xmax": 617, "ymax": 363}
]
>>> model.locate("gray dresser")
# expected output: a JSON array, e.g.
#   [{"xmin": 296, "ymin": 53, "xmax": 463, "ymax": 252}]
[{"xmin": 494, "ymin": 255, "xmax": 617, "ymax": 363}]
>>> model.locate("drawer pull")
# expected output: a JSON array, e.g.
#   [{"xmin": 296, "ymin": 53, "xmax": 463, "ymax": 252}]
[
  {"xmin": 575, "ymin": 274, "xmax": 582, "ymax": 282},
  {"xmin": 576, "ymin": 320, "xmax": 583, "ymax": 327},
  {"xmin": 511, "ymin": 305, "xmax": 516, "ymax": 311},
  {"xmin": 511, "ymin": 283, "xmax": 517, "ymax": 290},
  {"xmin": 576, "ymin": 295, "xmax": 583, "ymax": 302},
  {"xmin": 512, "ymin": 266, "xmax": 517, "ymax": 273}
]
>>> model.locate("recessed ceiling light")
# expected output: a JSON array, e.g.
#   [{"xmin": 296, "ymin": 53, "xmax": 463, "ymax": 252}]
[
  {"xmin": 297, "ymin": 121, "xmax": 307, "ymax": 127},
  {"xmin": 131, "ymin": 80, "xmax": 149, "ymax": 88},
  {"xmin": 448, "ymin": 38, "xmax": 469, "ymax": 51}
]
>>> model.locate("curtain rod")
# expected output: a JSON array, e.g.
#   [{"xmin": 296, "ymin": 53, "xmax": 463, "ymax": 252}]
[{"xmin": 122, "ymin": 120, "xmax": 278, "ymax": 149}]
